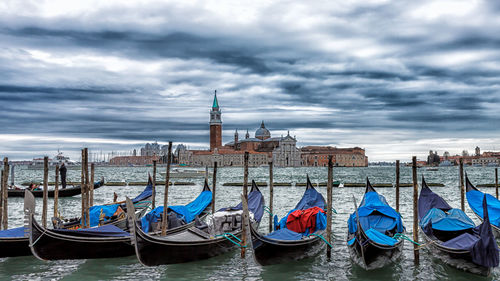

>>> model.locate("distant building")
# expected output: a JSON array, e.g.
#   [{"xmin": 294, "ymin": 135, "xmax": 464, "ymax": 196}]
[
  {"xmin": 109, "ymin": 155, "xmax": 161, "ymax": 166},
  {"xmin": 472, "ymin": 157, "xmax": 499, "ymax": 166},
  {"xmin": 301, "ymin": 146, "xmax": 368, "ymax": 167},
  {"xmin": 427, "ymin": 150, "xmax": 440, "ymax": 166},
  {"xmin": 178, "ymin": 91, "xmax": 368, "ymax": 167},
  {"xmin": 179, "ymin": 92, "xmax": 301, "ymax": 167}
]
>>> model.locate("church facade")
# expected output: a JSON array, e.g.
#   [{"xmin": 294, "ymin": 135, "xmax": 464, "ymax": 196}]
[
  {"xmin": 178, "ymin": 92, "xmax": 367, "ymax": 167},
  {"xmin": 178, "ymin": 92, "xmax": 301, "ymax": 167}
]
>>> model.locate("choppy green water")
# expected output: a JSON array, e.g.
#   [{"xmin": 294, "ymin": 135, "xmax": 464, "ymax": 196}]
[{"xmin": 0, "ymin": 166, "xmax": 498, "ymax": 280}]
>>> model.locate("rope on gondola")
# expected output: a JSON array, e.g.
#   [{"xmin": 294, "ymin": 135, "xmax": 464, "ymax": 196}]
[
  {"xmin": 308, "ymin": 233, "xmax": 333, "ymax": 248},
  {"xmin": 134, "ymin": 200, "xmax": 153, "ymax": 212},
  {"xmin": 30, "ymin": 228, "xmax": 48, "ymax": 247},
  {"xmin": 263, "ymin": 206, "xmax": 273, "ymax": 216},
  {"xmin": 393, "ymin": 233, "xmax": 422, "ymax": 246},
  {"xmin": 215, "ymin": 233, "xmax": 247, "ymax": 248}
]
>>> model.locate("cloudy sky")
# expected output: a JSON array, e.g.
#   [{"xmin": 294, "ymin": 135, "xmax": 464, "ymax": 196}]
[{"xmin": 1, "ymin": 0, "xmax": 500, "ymax": 161}]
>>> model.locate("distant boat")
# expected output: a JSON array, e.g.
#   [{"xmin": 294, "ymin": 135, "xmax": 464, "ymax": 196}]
[
  {"xmin": 9, "ymin": 178, "xmax": 105, "ymax": 198},
  {"xmin": 439, "ymin": 160, "xmax": 452, "ymax": 167},
  {"xmin": 426, "ymin": 168, "xmax": 439, "ymax": 171},
  {"xmin": 160, "ymin": 168, "xmax": 212, "ymax": 179}
]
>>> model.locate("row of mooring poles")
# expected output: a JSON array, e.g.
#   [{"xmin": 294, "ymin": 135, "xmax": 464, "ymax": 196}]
[{"xmin": 239, "ymin": 153, "xmax": 335, "ymax": 259}]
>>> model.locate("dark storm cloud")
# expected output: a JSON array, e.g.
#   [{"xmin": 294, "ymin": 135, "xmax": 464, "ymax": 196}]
[
  {"xmin": 1, "ymin": 28, "xmax": 272, "ymax": 74},
  {"xmin": 1, "ymin": 0, "xmax": 500, "ymax": 160}
]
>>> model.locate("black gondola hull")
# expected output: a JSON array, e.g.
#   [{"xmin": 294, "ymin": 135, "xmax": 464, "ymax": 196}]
[
  {"xmin": 251, "ymin": 227, "xmax": 325, "ymax": 266},
  {"xmin": 29, "ymin": 216, "xmax": 134, "ymax": 260},
  {"xmin": 0, "ymin": 238, "xmax": 31, "ymax": 258},
  {"xmin": 9, "ymin": 181, "xmax": 104, "ymax": 198},
  {"xmin": 421, "ymin": 230, "xmax": 491, "ymax": 276},
  {"xmin": 134, "ymin": 225, "xmax": 240, "ymax": 266},
  {"xmin": 347, "ymin": 233, "xmax": 403, "ymax": 270}
]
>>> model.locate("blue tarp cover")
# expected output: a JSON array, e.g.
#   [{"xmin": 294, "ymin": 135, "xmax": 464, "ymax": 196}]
[
  {"xmin": 467, "ymin": 190, "xmax": 500, "ymax": 227},
  {"xmin": 347, "ymin": 237, "xmax": 356, "ymax": 246},
  {"xmin": 471, "ymin": 194, "xmax": 499, "ymax": 267},
  {"xmin": 80, "ymin": 182, "xmax": 153, "ymax": 227},
  {"xmin": 53, "ymin": 224, "xmax": 129, "ymax": 237},
  {"xmin": 420, "ymin": 208, "xmax": 475, "ymax": 231},
  {"xmin": 294, "ymin": 186, "xmax": 325, "ymax": 210},
  {"xmin": 218, "ymin": 187, "xmax": 265, "ymax": 222},
  {"xmin": 418, "ymin": 181, "xmax": 452, "ymax": 219},
  {"xmin": 441, "ymin": 232, "xmax": 479, "ymax": 249},
  {"xmin": 83, "ymin": 204, "xmax": 120, "ymax": 227},
  {"xmin": 0, "ymin": 226, "xmax": 25, "ymax": 238},
  {"xmin": 264, "ymin": 228, "xmax": 303, "ymax": 240},
  {"xmin": 170, "ymin": 190, "xmax": 212, "ymax": 223},
  {"xmin": 141, "ymin": 190, "xmax": 212, "ymax": 232},
  {"xmin": 365, "ymin": 228, "xmax": 398, "ymax": 246},
  {"xmin": 131, "ymin": 182, "xmax": 153, "ymax": 203},
  {"xmin": 348, "ymin": 192, "xmax": 404, "ymax": 235}
]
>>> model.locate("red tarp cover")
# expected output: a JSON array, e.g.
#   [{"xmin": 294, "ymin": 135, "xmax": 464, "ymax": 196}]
[{"xmin": 286, "ymin": 206, "xmax": 325, "ymax": 233}]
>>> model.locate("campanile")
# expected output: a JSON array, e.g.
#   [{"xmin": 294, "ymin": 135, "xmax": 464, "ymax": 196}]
[{"xmin": 209, "ymin": 90, "xmax": 222, "ymax": 150}]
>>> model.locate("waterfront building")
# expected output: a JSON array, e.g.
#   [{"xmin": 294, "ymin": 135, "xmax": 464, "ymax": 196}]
[
  {"xmin": 109, "ymin": 155, "xmax": 161, "ymax": 166},
  {"xmin": 301, "ymin": 146, "xmax": 368, "ymax": 167},
  {"xmin": 178, "ymin": 91, "xmax": 368, "ymax": 167},
  {"xmin": 179, "ymin": 92, "xmax": 300, "ymax": 167}
]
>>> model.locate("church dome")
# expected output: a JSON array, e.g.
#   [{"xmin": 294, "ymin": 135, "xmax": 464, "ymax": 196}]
[{"xmin": 255, "ymin": 121, "xmax": 271, "ymax": 140}]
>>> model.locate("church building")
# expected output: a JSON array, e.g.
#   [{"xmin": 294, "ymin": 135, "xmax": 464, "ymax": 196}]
[{"xmin": 178, "ymin": 91, "xmax": 301, "ymax": 167}]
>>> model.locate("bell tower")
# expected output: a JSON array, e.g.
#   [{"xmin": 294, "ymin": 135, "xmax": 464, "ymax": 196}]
[{"xmin": 209, "ymin": 90, "xmax": 222, "ymax": 150}]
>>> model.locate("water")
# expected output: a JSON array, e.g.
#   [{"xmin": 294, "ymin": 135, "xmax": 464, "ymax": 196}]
[{"xmin": 0, "ymin": 166, "xmax": 498, "ymax": 280}]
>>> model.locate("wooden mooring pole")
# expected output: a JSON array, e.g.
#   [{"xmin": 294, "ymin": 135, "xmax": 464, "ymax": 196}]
[
  {"xmin": 161, "ymin": 142, "xmax": 172, "ymax": 236},
  {"xmin": 496, "ymin": 168, "xmax": 498, "ymax": 199},
  {"xmin": 2, "ymin": 157, "xmax": 9, "ymax": 230},
  {"xmin": 90, "ymin": 163, "xmax": 95, "ymax": 207},
  {"xmin": 412, "ymin": 156, "xmax": 419, "ymax": 265},
  {"xmin": 205, "ymin": 166, "xmax": 209, "ymax": 183},
  {"xmin": 241, "ymin": 151, "xmax": 249, "ymax": 258},
  {"xmin": 396, "ymin": 160, "xmax": 400, "ymax": 213},
  {"xmin": 42, "ymin": 156, "xmax": 49, "ymax": 228},
  {"xmin": 326, "ymin": 156, "xmax": 333, "ymax": 259},
  {"xmin": 54, "ymin": 165, "xmax": 59, "ymax": 218},
  {"xmin": 459, "ymin": 158, "xmax": 464, "ymax": 211},
  {"xmin": 152, "ymin": 160, "xmax": 157, "ymax": 209},
  {"xmin": 81, "ymin": 149, "xmax": 86, "ymax": 228},
  {"xmin": 0, "ymin": 169, "xmax": 3, "ymax": 229},
  {"xmin": 84, "ymin": 148, "xmax": 90, "ymax": 228},
  {"xmin": 268, "ymin": 160, "xmax": 274, "ymax": 233},
  {"xmin": 212, "ymin": 161, "xmax": 217, "ymax": 214}
]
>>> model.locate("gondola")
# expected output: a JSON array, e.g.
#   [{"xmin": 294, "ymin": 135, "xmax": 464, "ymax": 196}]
[
  {"xmin": 8, "ymin": 178, "xmax": 105, "ymax": 198},
  {"xmin": 249, "ymin": 176, "xmax": 327, "ymax": 266},
  {"xmin": 0, "ymin": 227, "xmax": 30, "ymax": 258},
  {"xmin": 419, "ymin": 176, "xmax": 499, "ymax": 276},
  {"xmin": 347, "ymin": 178, "xmax": 405, "ymax": 270},
  {"xmin": 127, "ymin": 180, "xmax": 264, "ymax": 266},
  {"xmin": 465, "ymin": 174, "xmax": 500, "ymax": 237},
  {"xmin": 0, "ymin": 177, "xmax": 147, "ymax": 259},
  {"xmin": 53, "ymin": 175, "xmax": 155, "ymax": 231},
  {"xmin": 26, "ymin": 181, "xmax": 212, "ymax": 260}
]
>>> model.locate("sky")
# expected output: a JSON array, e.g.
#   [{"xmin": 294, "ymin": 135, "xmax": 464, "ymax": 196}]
[{"xmin": 1, "ymin": 0, "xmax": 500, "ymax": 161}]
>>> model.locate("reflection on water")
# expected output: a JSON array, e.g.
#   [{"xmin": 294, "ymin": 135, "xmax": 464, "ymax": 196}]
[{"xmin": 2, "ymin": 166, "xmax": 499, "ymax": 280}]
